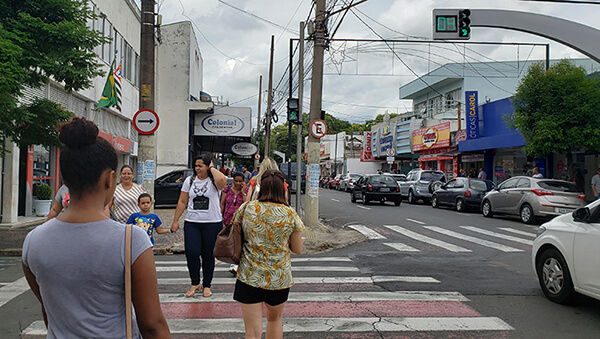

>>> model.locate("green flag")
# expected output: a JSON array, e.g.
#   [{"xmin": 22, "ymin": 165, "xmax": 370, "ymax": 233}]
[{"xmin": 96, "ymin": 60, "xmax": 118, "ymax": 110}]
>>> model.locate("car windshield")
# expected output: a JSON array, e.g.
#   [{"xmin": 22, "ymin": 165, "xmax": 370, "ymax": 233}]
[
  {"xmin": 371, "ymin": 175, "xmax": 396, "ymax": 185},
  {"xmin": 390, "ymin": 175, "xmax": 405, "ymax": 180},
  {"xmin": 469, "ymin": 179, "xmax": 494, "ymax": 191},
  {"xmin": 420, "ymin": 172, "xmax": 444, "ymax": 181},
  {"xmin": 350, "ymin": 174, "xmax": 362, "ymax": 180},
  {"xmin": 538, "ymin": 181, "xmax": 581, "ymax": 192}
]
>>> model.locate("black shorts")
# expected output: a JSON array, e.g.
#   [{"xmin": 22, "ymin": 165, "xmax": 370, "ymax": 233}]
[{"xmin": 233, "ymin": 280, "xmax": 290, "ymax": 306}]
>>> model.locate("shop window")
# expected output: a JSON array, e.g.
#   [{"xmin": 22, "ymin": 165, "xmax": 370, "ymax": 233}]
[
  {"xmin": 446, "ymin": 88, "xmax": 461, "ymax": 109},
  {"xmin": 33, "ymin": 146, "xmax": 52, "ymax": 186}
]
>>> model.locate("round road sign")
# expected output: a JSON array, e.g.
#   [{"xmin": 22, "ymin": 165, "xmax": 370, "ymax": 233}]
[
  {"xmin": 133, "ymin": 109, "xmax": 159, "ymax": 135},
  {"xmin": 255, "ymin": 153, "xmax": 261, "ymax": 160},
  {"xmin": 310, "ymin": 119, "xmax": 327, "ymax": 139},
  {"xmin": 386, "ymin": 148, "xmax": 395, "ymax": 156}
]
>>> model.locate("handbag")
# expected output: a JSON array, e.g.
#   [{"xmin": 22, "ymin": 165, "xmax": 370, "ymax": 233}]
[
  {"xmin": 214, "ymin": 203, "xmax": 247, "ymax": 264},
  {"xmin": 125, "ymin": 224, "xmax": 133, "ymax": 339}
]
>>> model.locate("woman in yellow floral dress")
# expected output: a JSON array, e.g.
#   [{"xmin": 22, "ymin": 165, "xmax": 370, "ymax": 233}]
[{"xmin": 231, "ymin": 169, "xmax": 304, "ymax": 339}]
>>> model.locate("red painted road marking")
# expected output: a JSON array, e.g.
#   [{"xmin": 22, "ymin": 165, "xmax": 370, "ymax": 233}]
[{"xmin": 161, "ymin": 301, "xmax": 481, "ymax": 319}]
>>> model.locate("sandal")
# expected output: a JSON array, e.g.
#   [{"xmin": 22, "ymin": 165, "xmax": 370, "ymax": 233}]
[
  {"xmin": 203, "ymin": 287, "xmax": 212, "ymax": 298},
  {"xmin": 185, "ymin": 285, "xmax": 201, "ymax": 298}
]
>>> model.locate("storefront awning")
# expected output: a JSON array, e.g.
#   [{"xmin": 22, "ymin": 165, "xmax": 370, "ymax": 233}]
[
  {"xmin": 459, "ymin": 132, "xmax": 524, "ymax": 152},
  {"xmin": 418, "ymin": 156, "xmax": 453, "ymax": 162}
]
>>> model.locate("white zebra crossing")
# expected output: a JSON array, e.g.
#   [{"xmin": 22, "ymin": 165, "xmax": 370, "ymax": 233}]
[
  {"xmin": 384, "ymin": 225, "xmax": 472, "ymax": 252},
  {"xmin": 424, "ymin": 226, "xmax": 524, "ymax": 252},
  {"xmin": 348, "ymin": 224, "xmax": 386, "ymax": 239},
  {"xmin": 460, "ymin": 226, "xmax": 533, "ymax": 245}
]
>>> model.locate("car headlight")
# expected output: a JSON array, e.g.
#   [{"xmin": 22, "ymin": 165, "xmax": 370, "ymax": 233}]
[{"xmin": 535, "ymin": 226, "xmax": 546, "ymax": 238}]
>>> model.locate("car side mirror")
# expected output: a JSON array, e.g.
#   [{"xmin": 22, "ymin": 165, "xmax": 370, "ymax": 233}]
[{"xmin": 572, "ymin": 207, "xmax": 590, "ymax": 222}]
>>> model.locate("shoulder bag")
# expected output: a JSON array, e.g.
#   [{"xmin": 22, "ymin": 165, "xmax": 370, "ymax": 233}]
[
  {"xmin": 213, "ymin": 203, "xmax": 247, "ymax": 264},
  {"xmin": 125, "ymin": 224, "xmax": 133, "ymax": 339}
]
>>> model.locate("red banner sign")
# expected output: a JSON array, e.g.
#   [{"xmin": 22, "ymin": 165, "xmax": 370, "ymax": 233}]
[{"xmin": 361, "ymin": 132, "xmax": 373, "ymax": 162}]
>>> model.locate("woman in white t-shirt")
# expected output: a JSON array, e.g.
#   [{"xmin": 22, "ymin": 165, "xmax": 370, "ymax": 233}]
[
  {"xmin": 171, "ymin": 154, "xmax": 227, "ymax": 298},
  {"xmin": 110, "ymin": 165, "xmax": 146, "ymax": 224}
]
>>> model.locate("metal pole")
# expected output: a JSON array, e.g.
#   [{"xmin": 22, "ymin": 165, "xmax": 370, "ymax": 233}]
[
  {"xmin": 546, "ymin": 44, "xmax": 550, "ymax": 70},
  {"xmin": 255, "ymin": 75, "xmax": 262, "ymax": 169},
  {"xmin": 264, "ymin": 36, "xmax": 275, "ymax": 157},
  {"xmin": 287, "ymin": 39, "xmax": 293, "ymax": 197},
  {"xmin": 304, "ymin": 0, "xmax": 326, "ymax": 227},
  {"xmin": 139, "ymin": 0, "xmax": 156, "ymax": 198},
  {"xmin": 296, "ymin": 21, "xmax": 305, "ymax": 214}
]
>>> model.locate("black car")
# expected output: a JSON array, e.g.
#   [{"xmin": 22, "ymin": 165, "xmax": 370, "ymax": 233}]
[
  {"xmin": 280, "ymin": 162, "xmax": 306, "ymax": 194},
  {"xmin": 431, "ymin": 177, "xmax": 495, "ymax": 212},
  {"xmin": 154, "ymin": 169, "xmax": 194, "ymax": 207},
  {"xmin": 350, "ymin": 174, "xmax": 401, "ymax": 206}
]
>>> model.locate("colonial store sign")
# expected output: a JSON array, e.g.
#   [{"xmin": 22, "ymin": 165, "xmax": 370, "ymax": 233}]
[
  {"xmin": 194, "ymin": 107, "xmax": 252, "ymax": 137},
  {"xmin": 412, "ymin": 122, "xmax": 450, "ymax": 152},
  {"xmin": 231, "ymin": 142, "xmax": 258, "ymax": 156}
]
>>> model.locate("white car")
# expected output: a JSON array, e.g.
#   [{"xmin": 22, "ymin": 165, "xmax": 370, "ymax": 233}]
[{"xmin": 532, "ymin": 199, "xmax": 600, "ymax": 304}]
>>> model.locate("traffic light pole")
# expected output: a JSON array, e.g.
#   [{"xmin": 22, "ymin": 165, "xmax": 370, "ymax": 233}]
[
  {"xmin": 304, "ymin": 0, "xmax": 326, "ymax": 228},
  {"xmin": 287, "ymin": 38, "xmax": 293, "ymax": 196},
  {"xmin": 295, "ymin": 21, "xmax": 305, "ymax": 215},
  {"xmin": 264, "ymin": 35, "xmax": 274, "ymax": 158}
]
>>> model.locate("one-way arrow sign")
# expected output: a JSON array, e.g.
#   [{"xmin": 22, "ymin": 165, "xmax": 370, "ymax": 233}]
[{"xmin": 133, "ymin": 109, "xmax": 159, "ymax": 135}]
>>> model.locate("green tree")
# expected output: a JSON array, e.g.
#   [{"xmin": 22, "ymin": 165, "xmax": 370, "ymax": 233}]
[
  {"xmin": 0, "ymin": 0, "xmax": 107, "ymax": 153},
  {"xmin": 365, "ymin": 113, "xmax": 399, "ymax": 131},
  {"xmin": 508, "ymin": 59, "xmax": 600, "ymax": 166}
]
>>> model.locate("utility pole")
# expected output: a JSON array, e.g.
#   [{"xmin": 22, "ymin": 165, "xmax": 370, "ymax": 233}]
[
  {"xmin": 287, "ymin": 38, "xmax": 293, "ymax": 194},
  {"xmin": 254, "ymin": 75, "xmax": 262, "ymax": 169},
  {"xmin": 264, "ymin": 36, "xmax": 275, "ymax": 158},
  {"xmin": 304, "ymin": 0, "xmax": 326, "ymax": 227},
  {"xmin": 139, "ymin": 0, "xmax": 156, "ymax": 197},
  {"xmin": 296, "ymin": 21, "xmax": 305, "ymax": 215}
]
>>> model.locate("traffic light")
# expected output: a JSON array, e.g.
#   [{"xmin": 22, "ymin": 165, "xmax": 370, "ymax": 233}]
[
  {"xmin": 287, "ymin": 98, "xmax": 299, "ymax": 124},
  {"xmin": 458, "ymin": 9, "xmax": 471, "ymax": 38}
]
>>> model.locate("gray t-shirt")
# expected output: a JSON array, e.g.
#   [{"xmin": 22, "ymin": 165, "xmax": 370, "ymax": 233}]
[
  {"xmin": 54, "ymin": 185, "xmax": 70, "ymax": 209},
  {"xmin": 592, "ymin": 174, "xmax": 600, "ymax": 193},
  {"xmin": 243, "ymin": 171, "xmax": 252, "ymax": 184},
  {"xmin": 22, "ymin": 219, "xmax": 152, "ymax": 338}
]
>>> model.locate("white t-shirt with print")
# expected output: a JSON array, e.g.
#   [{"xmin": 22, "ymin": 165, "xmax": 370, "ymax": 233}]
[{"xmin": 182, "ymin": 176, "xmax": 222, "ymax": 223}]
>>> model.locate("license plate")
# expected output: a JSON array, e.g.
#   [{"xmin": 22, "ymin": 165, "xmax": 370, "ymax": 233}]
[
  {"xmin": 556, "ymin": 207, "xmax": 573, "ymax": 214},
  {"xmin": 380, "ymin": 188, "xmax": 390, "ymax": 192}
]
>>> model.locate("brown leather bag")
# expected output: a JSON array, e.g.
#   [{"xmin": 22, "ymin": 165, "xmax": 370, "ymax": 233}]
[{"xmin": 214, "ymin": 203, "xmax": 247, "ymax": 264}]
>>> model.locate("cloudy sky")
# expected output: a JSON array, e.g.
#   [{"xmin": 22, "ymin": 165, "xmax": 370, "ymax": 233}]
[{"xmin": 156, "ymin": 0, "xmax": 600, "ymax": 126}]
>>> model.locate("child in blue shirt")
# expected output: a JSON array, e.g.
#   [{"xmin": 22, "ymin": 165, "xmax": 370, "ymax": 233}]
[{"xmin": 127, "ymin": 193, "xmax": 169, "ymax": 245}]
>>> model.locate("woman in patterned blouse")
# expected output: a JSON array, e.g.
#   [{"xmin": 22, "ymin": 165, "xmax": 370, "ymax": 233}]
[
  {"xmin": 231, "ymin": 169, "xmax": 304, "ymax": 339},
  {"xmin": 110, "ymin": 165, "xmax": 146, "ymax": 224}
]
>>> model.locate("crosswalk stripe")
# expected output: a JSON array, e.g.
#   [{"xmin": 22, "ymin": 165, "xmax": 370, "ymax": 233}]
[
  {"xmin": 348, "ymin": 224, "xmax": 386, "ymax": 239},
  {"xmin": 0, "ymin": 277, "xmax": 30, "ymax": 308},
  {"xmin": 406, "ymin": 218, "xmax": 426, "ymax": 224},
  {"xmin": 156, "ymin": 257, "xmax": 352, "ymax": 265},
  {"xmin": 460, "ymin": 226, "xmax": 533, "ymax": 245},
  {"xmin": 499, "ymin": 227, "xmax": 536, "ymax": 238},
  {"xmin": 384, "ymin": 225, "xmax": 471, "ymax": 252},
  {"xmin": 424, "ymin": 226, "xmax": 524, "ymax": 252},
  {"xmin": 157, "ymin": 266, "xmax": 359, "ymax": 273},
  {"xmin": 356, "ymin": 205, "xmax": 372, "ymax": 210},
  {"xmin": 159, "ymin": 291, "xmax": 469, "ymax": 303},
  {"xmin": 158, "ymin": 276, "xmax": 439, "ymax": 285},
  {"xmin": 23, "ymin": 316, "xmax": 513, "ymax": 335},
  {"xmin": 383, "ymin": 242, "xmax": 420, "ymax": 252}
]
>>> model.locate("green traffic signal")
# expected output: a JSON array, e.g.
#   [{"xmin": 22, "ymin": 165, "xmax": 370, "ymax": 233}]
[{"xmin": 459, "ymin": 27, "xmax": 470, "ymax": 37}]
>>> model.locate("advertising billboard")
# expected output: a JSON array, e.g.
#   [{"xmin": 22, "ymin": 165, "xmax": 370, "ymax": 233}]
[{"xmin": 194, "ymin": 106, "xmax": 252, "ymax": 137}]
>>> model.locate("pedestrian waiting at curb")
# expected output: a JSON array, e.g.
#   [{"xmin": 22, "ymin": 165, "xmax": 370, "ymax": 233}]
[
  {"xmin": 109, "ymin": 165, "xmax": 146, "ymax": 224},
  {"xmin": 170, "ymin": 154, "xmax": 228, "ymax": 298},
  {"xmin": 220, "ymin": 172, "xmax": 248, "ymax": 274},
  {"xmin": 127, "ymin": 193, "xmax": 170, "ymax": 245},
  {"xmin": 22, "ymin": 117, "xmax": 170, "ymax": 338},
  {"xmin": 232, "ymin": 169, "xmax": 304, "ymax": 339}
]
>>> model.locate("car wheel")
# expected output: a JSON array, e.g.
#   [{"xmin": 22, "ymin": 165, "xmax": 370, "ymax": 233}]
[
  {"xmin": 408, "ymin": 190, "xmax": 416, "ymax": 204},
  {"xmin": 351, "ymin": 192, "xmax": 356, "ymax": 203},
  {"xmin": 482, "ymin": 200, "xmax": 493, "ymax": 218},
  {"xmin": 520, "ymin": 204, "xmax": 536, "ymax": 224},
  {"xmin": 537, "ymin": 248, "xmax": 576, "ymax": 304},
  {"xmin": 362, "ymin": 193, "xmax": 369, "ymax": 205},
  {"xmin": 431, "ymin": 194, "xmax": 439, "ymax": 208},
  {"xmin": 394, "ymin": 199, "xmax": 401, "ymax": 206},
  {"xmin": 456, "ymin": 198, "xmax": 466, "ymax": 212}
]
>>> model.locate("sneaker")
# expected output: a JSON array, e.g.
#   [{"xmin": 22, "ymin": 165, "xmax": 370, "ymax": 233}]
[{"xmin": 229, "ymin": 264, "xmax": 238, "ymax": 275}]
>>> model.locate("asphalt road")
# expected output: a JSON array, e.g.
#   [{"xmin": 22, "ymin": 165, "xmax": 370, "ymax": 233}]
[{"xmin": 1, "ymin": 188, "xmax": 599, "ymax": 338}]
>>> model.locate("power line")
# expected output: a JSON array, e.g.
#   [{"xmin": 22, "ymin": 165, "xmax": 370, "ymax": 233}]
[{"xmin": 217, "ymin": 0, "xmax": 298, "ymax": 34}]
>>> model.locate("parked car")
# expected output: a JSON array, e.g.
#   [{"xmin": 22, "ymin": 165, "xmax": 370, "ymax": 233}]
[
  {"xmin": 431, "ymin": 178, "xmax": 495, "ymax": 212},
  {"xmin": 387, "ymin": 173, "xmax": 407, "ymax": 185},
  {"xmin": 350, "ymin": 174, "xmax": 401, "ymax": 206},
  {"xmin": 338, "ymin": 173, "xmax": 362, "ymax": 192},
  {"xmin": 481, "ymin": 176, "xmax": 585, "ymax": 224},
  {"xmin": 154, "ymin": 169, "xmax": 193, "ymax": 207},
  {"xmin": 279, "ymin": 162, "xmax": 306, "ymax": 194},
  {"xmin": 399, "ymin": 168, "xmax": 446, "ymax": 204},
  {"xmin": 532, "ymin": 200, "xmax": 600, "ymax": 304}
]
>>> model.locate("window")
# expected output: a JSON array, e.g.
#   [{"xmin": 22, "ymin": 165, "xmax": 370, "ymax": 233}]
[
  {"xmin": 517, "ymin": 178, "xmax": 530, "ymax": 188},
  {"xmin": 538, "ymin": 181, "xmax": 580, "ymax": 193},
  {"xmin": 415, "ymin": 101, "xmax": 427, "ymax": 116},
  {"xmin": 134, "ymin": 53, "xmax": 140, "ymax": 87},
  {"xmin": 124, "ymin": 43, "xmax": 133, "ymax": 81},
  {"xmin": 103, "ymin": 20, "xmax": 113, "ymax": 61},
  {"xmin": 445, "ymin": 88, "xmax": 461, "ymax": 109},
  {"xmin": 445, "ymin": 179, "xmax": 456, "ymax": 188},
  {"xmin": 429, "ymin": 96, "xmax": 443, "ymax": 116},
  {"xmin": 500, "ymin": 178, "xmax": 518, "ymax": 189}
]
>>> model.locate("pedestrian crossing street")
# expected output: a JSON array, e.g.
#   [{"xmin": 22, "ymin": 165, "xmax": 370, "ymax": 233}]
[
  {"xmin": 20, "ymin": 255, "xmax": 514, "ymax": 337},
  {"xmin": 349, "ymin": 222, "xmax": 538, "ymax": 254}
]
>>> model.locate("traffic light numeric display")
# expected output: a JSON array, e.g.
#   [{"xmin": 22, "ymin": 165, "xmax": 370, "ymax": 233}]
[
  {"xmin": 287, "ymin": 98, "xmax": 300, "ymax": 124},
  {"xmin": 458, "ymin": 9, "xmax": 471, "ymax": 38}
]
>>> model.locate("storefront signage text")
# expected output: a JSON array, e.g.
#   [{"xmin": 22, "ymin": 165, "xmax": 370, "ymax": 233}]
[
  {"xmin": 466, "ymin": 91, "xmax": 479, "ymax": 140},
  {"xmin": 412, "ymin": 122, "xmax": 450, "ymax": 152},
  {"xmin": 361, "ymin": 131, "xmax": 373, "ymax": 162}
]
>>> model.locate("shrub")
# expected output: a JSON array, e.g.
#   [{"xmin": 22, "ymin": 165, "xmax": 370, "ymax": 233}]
[{"xmin": 35, "ymin": 184, "xmax": 53, "ymax": 200}]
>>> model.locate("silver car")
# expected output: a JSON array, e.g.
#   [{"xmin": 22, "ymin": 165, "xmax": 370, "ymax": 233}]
[
  {"xmin": 338, "ymin": 173, "xmax": 362, "ymax": 192},
  {"xmin": 481, "ymin": 176, "xmax": 585, "ymax": 224}
]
